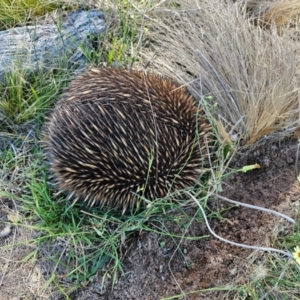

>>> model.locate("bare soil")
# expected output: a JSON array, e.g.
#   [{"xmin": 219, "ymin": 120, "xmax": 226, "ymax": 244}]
[{"xmin": 0, "ymin": 138, "xmax": 299, "ymax": 300}]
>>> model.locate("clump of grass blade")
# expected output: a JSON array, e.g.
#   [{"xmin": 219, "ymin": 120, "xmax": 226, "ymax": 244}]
[
  {"xmin": 0, "ymin": 0, "xmax": 83, "ymax": 30},
  {"xmin": 145, "ymin": 0, "xmax": 299, "ymax": 147}
]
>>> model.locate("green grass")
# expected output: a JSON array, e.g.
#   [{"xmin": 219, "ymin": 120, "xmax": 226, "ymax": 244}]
[
  {"xmin": 0, "ymin": 0, "xmax": 78, "ymax": 30},
  {"xmin": 1, "ymin": 143, "xmax": 212, "ymax": 291},
  {"xmin": 0, "ymin": 69, "xmax": 71, "ymax": 130},
  {"xmin": 0, "ymin": 1, "xmax": 148, "ymax": 296},
  {"xmin": 248, "ymin": 231, "xmax": 300, "ymax": 299},
  {"xmin": 84, "ymin": 3, "xmax": 141, "ymax": 67}
]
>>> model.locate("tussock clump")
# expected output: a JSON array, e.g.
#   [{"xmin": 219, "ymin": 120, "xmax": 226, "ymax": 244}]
[
  {"xmin": 242, "ymin": 0, "xmax": 300, "ymax": 31},
  {"xmin": 43, "ymin": 68, "xmax": 211, "ymax": 212},
  {"xmin": 144, "ymin": 0, "xmax": 299, "ymax": 147}
]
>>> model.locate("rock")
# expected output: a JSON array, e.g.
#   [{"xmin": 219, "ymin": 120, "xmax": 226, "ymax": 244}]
[{"xmin": 0, "ymin": 9, "xmax": 106, "ymax": 84}]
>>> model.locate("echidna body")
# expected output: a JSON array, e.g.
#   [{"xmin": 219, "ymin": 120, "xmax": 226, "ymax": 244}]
[{"xmin": 44, "ymin": 68, "xmax": 211, "ymax": 211}]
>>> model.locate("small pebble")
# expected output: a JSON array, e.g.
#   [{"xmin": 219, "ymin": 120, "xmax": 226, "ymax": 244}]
[
  {"xmin": 1, "ymin": 225, "xmax": 12, "ymax": 238},
  {"xmin": 159, "ymin": 265, "xmax": 163, "ymax": 273}
]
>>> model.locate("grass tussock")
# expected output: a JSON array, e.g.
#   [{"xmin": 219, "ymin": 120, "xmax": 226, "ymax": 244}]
[
  {"xmin": 144, "ymin": 0, "xmax": 300, "ymax": 147},
  {"xmin": 0, "ymin": 69, "xmax": 72, "ymax": 131},
  {"xmin": 243, "ymin": 0, "xmax": 300, "ymax": 30}
]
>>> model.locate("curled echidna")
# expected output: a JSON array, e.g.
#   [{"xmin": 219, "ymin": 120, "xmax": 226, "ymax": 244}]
[{"xmin": 43, "ymin": 68, "xmax": 211, "ymax": 212}]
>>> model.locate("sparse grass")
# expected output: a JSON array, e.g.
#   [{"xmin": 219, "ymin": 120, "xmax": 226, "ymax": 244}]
[
  {"xmin": 84, "ymin": 1, "xmax": 144, "ymax": 67},
  {"xmin": 0, "ymin": 0, "xmax": 70, "ymax": 30},
  {"xmin": 1, "ymin": 0, "xmax": 300, "ymax": 299},
  {"xmin": 226, "ymin": 229, "xmax": 300, "ymax": 300}
]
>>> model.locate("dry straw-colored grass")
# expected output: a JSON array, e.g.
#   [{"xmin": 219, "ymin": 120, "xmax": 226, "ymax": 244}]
[
  {"xmin": 142, "ymin": 0, "xmax": 300, "ymax": 147},
  {"xmin": 243, "ymin": 0, "xmax": 300, "ymax": 29}
]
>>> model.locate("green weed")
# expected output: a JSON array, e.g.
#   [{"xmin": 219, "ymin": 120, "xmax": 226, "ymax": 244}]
[
  {"xmin": 0, "ymin": 68, "xmax": 73, "ymax": 130},
  {"xmin": 0, "ymin": 0, "xmax": 65, "ymax": 30}
]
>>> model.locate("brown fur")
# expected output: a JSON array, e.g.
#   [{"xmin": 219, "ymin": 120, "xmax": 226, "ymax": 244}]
[{"xmin": 43, "ymin": 68, "xmax": 211, "ymax": 212}]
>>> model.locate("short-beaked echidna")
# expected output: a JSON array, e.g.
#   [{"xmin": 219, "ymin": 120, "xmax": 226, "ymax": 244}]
[{"xmin": 43, "ymin": 68, "xmax": 211, "ymax": 212}]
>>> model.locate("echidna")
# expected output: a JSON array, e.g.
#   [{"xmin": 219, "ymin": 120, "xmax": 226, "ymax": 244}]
[{"xmin": 43, "ymin": 68, "xmax": 211, "ymax": 212}]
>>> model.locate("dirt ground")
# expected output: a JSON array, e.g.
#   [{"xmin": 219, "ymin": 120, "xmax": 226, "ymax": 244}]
[{"xmin": 0, "ymin": 138, "xmax": 299, "ymax": 300}]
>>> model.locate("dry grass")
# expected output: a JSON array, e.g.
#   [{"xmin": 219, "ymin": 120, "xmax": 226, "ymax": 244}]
[
  {"xmin": 142, "ymin": 0, "xmax": 300, "ymax": 147},
  {"xmin": 243, "ymin": 0, "xmax": 300, "ymax": 30}
]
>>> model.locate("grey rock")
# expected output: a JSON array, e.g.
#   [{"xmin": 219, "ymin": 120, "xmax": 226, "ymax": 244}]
[{"xmin": 0, "ymin": 10, "xmax": 106, "ymax": 84}]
